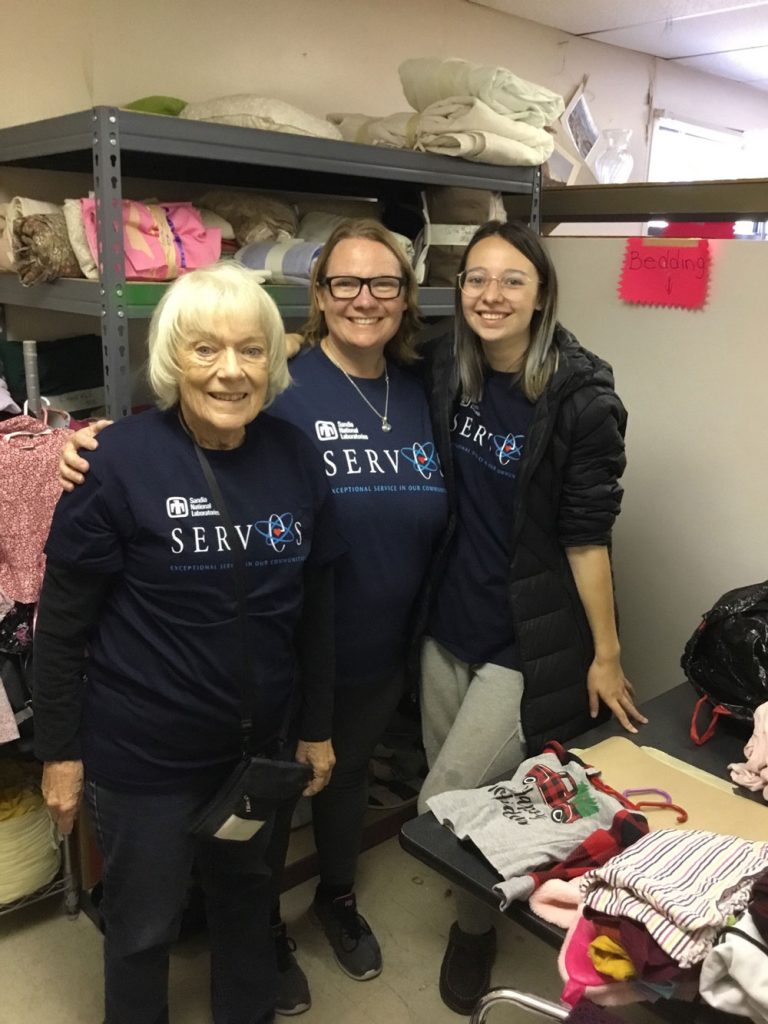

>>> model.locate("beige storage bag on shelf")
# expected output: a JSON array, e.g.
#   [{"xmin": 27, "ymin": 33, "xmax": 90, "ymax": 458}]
[
  {"xmin": 0, "ymin": 761, "xmax": 60, "ymax": 905},
  {"xmin": 0, "ymin": 197, "xmax": 61, "ymax": 272},
  {"xmin": 415, "ymin": 187, "xmax": 506, "ymax": 286}
]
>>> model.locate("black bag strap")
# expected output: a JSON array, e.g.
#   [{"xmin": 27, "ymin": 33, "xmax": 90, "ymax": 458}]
[{"xmin": 192, "ymin": 439, "xmax": 294, "ymax": 757}]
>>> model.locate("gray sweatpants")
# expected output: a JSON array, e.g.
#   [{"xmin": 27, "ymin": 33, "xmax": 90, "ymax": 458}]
[{"xmin": 419, "ymin": 637, "xmax": 527, "ymax": 933}]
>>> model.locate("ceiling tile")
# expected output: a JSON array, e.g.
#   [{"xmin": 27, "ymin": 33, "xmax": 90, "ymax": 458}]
[
  {"xmin": 584, "ymin": 6, "xmax": 768, "ymax": 58},
  {"xmin": 467, "ymin": 0, "xmax": 768, "ymax": 37},
  {"xmin": 673, "ymin": 45, "xmax": 768, "ymax": 81}
]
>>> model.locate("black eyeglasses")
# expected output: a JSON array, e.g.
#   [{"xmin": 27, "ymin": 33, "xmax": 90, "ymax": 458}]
[{"xmin": 321, "ymin": 275, "xmax": 406, "ymax": 300}]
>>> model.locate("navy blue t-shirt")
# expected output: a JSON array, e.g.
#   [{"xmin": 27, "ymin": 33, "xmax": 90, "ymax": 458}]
[
  {"xmin": 44, "ymin": 407, "xmax": 341, "ymax": 790},
  {"xmin": 270, "ymin": 346, "xmax": 448, "ymax": 685},
  {"xmin": 428, "ymin": 373, "xmax": 535, "ymax": 668}
]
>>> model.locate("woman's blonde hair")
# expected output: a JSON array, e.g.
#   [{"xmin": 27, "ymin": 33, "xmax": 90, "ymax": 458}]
[
  {"xmin": 454, "ymin": 220, "xmax": 559, "ymax": 403},
  {"xmin": 302, "ymin": 219, "xmax": 421, "ymax": 365},
  {"xmin": 147, "ymin": 261, "xmax": 290, "ymax": 410}
]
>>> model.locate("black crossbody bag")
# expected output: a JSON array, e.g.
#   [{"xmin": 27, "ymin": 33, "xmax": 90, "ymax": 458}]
[{"xmin": 189, "ymin": 442, "xmax": 311, "ymax": 842}]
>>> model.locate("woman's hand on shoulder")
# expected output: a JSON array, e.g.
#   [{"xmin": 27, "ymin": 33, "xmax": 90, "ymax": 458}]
[
  {"xmin": 42, "ymin": 760, "xmax": 84, "ymax": 835},
  {"xmin": 59, "ymin": 419, "xmax": 112, "ymax": 492},
  {"xmin": 587, "ymin": 656, "xmax": 648, "ymax": 734},
  {"xmin": 295, "ymin": 738, "xmax": 335, "ymax": 796},
  {"xmin": 285, "ymin": 333, "xmax": 304, "ymax": 360}
]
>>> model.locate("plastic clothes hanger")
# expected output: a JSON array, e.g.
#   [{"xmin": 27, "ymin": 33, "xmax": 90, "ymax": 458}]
[{"xmin": 622, "ymin": 788, "xmax": 688, "ymax": 823}]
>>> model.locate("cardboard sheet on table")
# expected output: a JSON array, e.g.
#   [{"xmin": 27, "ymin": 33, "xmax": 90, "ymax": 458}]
[{"xmin": 575, "ymin": 737, "xmax": 767, "ymax": 841}]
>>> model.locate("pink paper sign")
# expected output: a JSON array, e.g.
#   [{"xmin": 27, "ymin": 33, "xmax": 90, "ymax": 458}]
[{"xmin": 619, "ymin": 238, "xmax": 710, "ymax": 309}]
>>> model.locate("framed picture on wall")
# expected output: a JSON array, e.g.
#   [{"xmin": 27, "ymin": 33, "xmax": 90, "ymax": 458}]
[
  {"xmin": 562, "ymin": 82, "xmax": 600, "ymax": 161},
  {"xmin": 544, "ymin": 140, "xmax": 581, "ymax": 186}
]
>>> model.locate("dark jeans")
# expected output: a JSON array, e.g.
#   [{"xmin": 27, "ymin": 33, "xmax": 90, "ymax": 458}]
[
  {"xmin": 268, "ymin": 671, "xmax": 404, "ymax": 902},
  {"xmin": 85, "ymin": 777, "xmax": 276, "ymax": 1024}
]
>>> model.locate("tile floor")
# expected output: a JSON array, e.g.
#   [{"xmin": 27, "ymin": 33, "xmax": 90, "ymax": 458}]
[{"xmin": 0, "ymin": 831, "xmax": 659, "ymax": 1024}]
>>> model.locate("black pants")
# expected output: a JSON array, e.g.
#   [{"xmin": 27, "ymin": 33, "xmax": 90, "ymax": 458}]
[
  {"xmin": 268, "ymin": 671, "xmax": 404, "ymax": 902},
  {"xmin": 85, "ymin": 777, "xmax": 276, "ymax": 1024}
]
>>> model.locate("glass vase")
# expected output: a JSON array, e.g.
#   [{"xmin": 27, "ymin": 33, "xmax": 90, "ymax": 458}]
[{"xmin": 594, "ymin": 129, "xmax": 634, "ymax": 184}]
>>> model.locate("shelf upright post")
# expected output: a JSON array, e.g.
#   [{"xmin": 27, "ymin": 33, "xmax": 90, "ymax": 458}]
[
  {"xmin": 92, "ymin": 107, "xmax": 130, "ymax": 419},
  {"xmin": 529, "ymin": 166, "xmax": 542, "ymax": 234}
]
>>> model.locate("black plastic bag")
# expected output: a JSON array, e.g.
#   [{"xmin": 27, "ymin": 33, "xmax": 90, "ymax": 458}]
[{"xmin": 682, "ymin": 580, "xmax": 768, "ymax": 724}]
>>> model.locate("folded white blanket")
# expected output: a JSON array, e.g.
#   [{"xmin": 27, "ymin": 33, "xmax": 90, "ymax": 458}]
[
  {"xmin": 399, "ymin": 56, "xmax": 564, "ymax": 128},
  {"xmin": 328, "ymin": 97, "xmax": 553, "ymax": 167}
]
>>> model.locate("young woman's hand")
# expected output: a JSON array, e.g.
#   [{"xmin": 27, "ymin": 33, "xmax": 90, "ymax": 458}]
[
  {"xmin": 295, "ymin": 738, "xmax": 336, "ymax": 796},
  {"xmin": 59, "ymin": 419, "xmax": 112, "ymax": 491},
  {"xmin": 587, "ymin": 657, "xmax": 648, "ymax": 734},
  {"xmin": 285, "ymin": 333, "xmax": 303, "ymax": 359}
]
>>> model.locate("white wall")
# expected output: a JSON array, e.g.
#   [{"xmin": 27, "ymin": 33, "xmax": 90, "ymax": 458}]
[
  {"xmin": 548, "ymin": 236, "xmax": 768, "ymax": 699},
  {"xmin": 2, "ymin": 0, "xmax": 767, "ymax": 179}
]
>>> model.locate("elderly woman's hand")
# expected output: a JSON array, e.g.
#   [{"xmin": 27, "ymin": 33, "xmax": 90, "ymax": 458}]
[
  {"xmin": 42, "ymin": 760, "xmax": 84, "ymax": 835},
  {"xmin": 59, "ymin": 419, "xmax": 112, "ymax": 491},
  {"xmin": 295, "ymin": 739, "xmax": 335, "ymax": 796}
]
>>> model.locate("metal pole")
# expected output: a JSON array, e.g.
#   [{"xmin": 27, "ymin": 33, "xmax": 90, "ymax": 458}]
[
  {"xmin": 469, "ymin": 989, "xmax": 569, "ymax": 1024},
  {"xmin": 22, "ymin": 339, "xmax": 41, "ymax": 417}
]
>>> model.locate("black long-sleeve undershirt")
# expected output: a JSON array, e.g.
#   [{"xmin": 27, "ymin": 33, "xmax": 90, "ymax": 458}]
[{"xmin": 33, "ymin": 561, "xmax": 335, "ymax": 763}]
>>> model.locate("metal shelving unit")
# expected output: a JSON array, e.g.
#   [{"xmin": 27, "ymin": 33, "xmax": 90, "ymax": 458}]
[
  {"xmin": 0, "ymin": 832, "xmax": 80, "ymax": 920},
  {"xmin": 0, "ymin": 106, "xmax": 541, "ymax": 418},
  {"xmin": 503, "ymin": 177, "xmax": 768, "ymax": 224}
]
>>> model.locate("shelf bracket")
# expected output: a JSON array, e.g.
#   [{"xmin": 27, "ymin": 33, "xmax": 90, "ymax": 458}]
[{"xmin": 92, "ymin": 107, "xmax": 130, "ymax": 420}]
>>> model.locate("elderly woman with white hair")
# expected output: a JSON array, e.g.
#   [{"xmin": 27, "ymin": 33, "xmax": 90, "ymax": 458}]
[{"xmin": 33, "ymin": 262, "xmax": 341, "ymax": 1024}]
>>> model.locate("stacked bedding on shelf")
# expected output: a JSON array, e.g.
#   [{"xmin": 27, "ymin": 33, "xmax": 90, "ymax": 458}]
[
  {"xmin": 0, "ymin": 185, "xmax": 424, "ymax": 287},
  {"xmin": 328, "ymin": 55, "xmax": 563, "ymax": 166},
  {"xmin": 0, "ymin": 196, "xmax": 225, "ymax": 284}
]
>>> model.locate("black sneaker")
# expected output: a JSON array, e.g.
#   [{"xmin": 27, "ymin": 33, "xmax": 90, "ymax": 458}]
[
  {"xmin": 312, "ymin": 891, "xmax": 382, "ymax": 981},
  {"xmin": 272, "ymin": 922, "xmax": 311, "ymax": 1016},
  {"xmin": 439, "ymin": 922, "xmax": 497, "ymax": 1015}
]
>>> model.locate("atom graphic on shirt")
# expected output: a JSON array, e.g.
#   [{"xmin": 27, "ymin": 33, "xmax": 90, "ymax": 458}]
[
  {"xmin": 255, "ymin": 512, "xmax": 296, "ymax": 552},
  {"xmin": 401, "ymin": 441, "xmax": 438, "ymax": 479},
  {"xmin": 492, "ymin": 433, "xmax": 524, "ymax": 466}
]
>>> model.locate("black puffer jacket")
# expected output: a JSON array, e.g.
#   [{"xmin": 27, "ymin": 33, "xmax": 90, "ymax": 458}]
[{"xmin": 422, "ymin": 324, "xmax": 628, "ymax": 754}]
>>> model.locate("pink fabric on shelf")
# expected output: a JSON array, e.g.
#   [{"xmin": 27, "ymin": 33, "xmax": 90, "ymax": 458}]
[
  {"xmin": 729, "ymin": 702, "xmax": 768, "ymax": 799},
  {"xmin": 0, "ymin": 415, "xmax": 72, "ymax": 604},
  {"xmin": 80, "ymin": 199, "xmax": 221, "ymax": 280}
]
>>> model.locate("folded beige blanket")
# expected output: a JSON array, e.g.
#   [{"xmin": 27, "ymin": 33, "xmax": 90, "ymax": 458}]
[
  {"xmin": 328, "ymin": 96, "xmax": 553, "ymax": 166},
  {"xmin": 419, "ymin": 97, "xmax": 554, "ymax": 164},
  {"xmin": 180, "ymin": 95, "xmax": 342, "ymax": 141},
  {"xmin": 399, "ymin": 56, "xmax": 564, "ymax": 128}
]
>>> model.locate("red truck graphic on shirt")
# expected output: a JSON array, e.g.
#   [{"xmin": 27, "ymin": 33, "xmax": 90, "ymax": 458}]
[{"xmin": 522, "ymin": 763, "xmax": 583, "ymax": 823}]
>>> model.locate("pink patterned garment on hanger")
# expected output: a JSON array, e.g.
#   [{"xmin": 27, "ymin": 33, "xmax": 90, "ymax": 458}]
[{"xmin": 0, "ymin": 415, "xmax": 73, "ymax": 604}]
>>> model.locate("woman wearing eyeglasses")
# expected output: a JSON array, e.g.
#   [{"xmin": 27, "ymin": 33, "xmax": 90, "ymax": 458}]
[
  {"xmin": 417, "ymin": 220, "xmax": 646, "ymax": 1015},
  {"xmin": 57, "ymin": 220, "xmax": 448, "ymax": 1015}
]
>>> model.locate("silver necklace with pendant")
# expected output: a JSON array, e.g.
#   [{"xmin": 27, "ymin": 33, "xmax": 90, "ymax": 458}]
[{"xmin": 324, "ymin": 346, "xmax": 392, "ymax": 432}]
